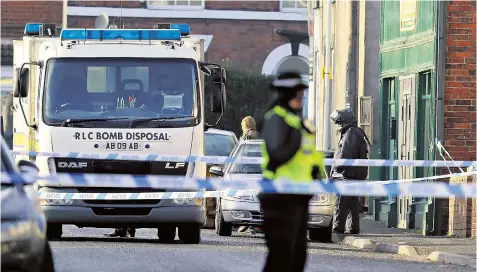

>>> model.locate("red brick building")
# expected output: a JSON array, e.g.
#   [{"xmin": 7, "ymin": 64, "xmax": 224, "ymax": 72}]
[
  {"xmin": 443, "ymin": 0, "xmax": 476, "ymax": 238},
  {"xmin": 444, "ymin": 0, "xmax": 476, "ymax": 162},
  {"xmin": 1, "ymin": 0, "xmax": 310, "ymax": 76}
]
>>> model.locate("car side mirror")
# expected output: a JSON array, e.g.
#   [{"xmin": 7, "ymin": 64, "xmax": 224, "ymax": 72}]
[
  {"xmin": 17, "ymin": 160, "xmax": 39, "ymax": 175},
  {"xmin": 209, "ymin": 166, "xmax": 223, "ymax": 177}
]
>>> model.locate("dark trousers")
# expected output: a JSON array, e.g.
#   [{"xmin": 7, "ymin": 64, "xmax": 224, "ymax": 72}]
[
  {"xmin": 332, "ymin": 195, "xmax": 360, "ymax": 233},
  {"xmin": 259, "ymin": 194, "xmax": 312, "ymax": 272}
]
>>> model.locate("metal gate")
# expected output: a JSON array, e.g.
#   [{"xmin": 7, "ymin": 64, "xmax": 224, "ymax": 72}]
[{"xmin": 397, "ymin": 75, "xmax": 415, "ymax": 229}]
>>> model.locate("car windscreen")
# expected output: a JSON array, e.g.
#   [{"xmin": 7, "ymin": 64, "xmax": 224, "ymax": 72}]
[
  {"xmin": 204, "ymin": 133, "xmax": 236, "ymax": 157},
  {"xmin": 228, "ymin": 143, "xmax": 262, "ymax": 174},
  {"xmin": 43, "ymin": 58, "xmax": 199, "ymax": 127}
]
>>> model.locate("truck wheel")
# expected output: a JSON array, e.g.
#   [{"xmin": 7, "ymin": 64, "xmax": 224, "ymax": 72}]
[
  {"xmin": 309, "ymin": 224, "xmax": 332, "ymax": 243},
  {"xmin": 39, "ymin": 242, "xmax": 55, "ymax": 272},
  {"xmin": 215, "ymin": 209, "xmax": 232, "ymax": 236},
  {"xmin": 157, "ymin": 226, "xmax": 176, "ymax": 243},
  {"xmin": 178, "ymin": 224, "xmax": 201, "ymax": 244},
  {"xmin": 46, "ymin": 224, "xmax": 62, "ymax": 241}
]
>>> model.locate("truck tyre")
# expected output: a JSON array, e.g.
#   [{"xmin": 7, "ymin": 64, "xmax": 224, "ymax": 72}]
[
  {"xmin": 178, "ymin": 224, "xmax": 201, "ymax": 244},
  {"xmin": 157, "ymin": 226, "xmax": 176, "ymax": 243},
  {"xmin": 309, "ymin": 224, "xmax": 332, "ymax": 243},
  {"xmin": 215, "ymin": 208, "xmax": 232, "ymax": 237},
  {"xmin": 46, "ymin": 224, "xmax": 62, "ymax": 241},
  {"xmin": 39, "ymin": 242, "xmax": 55, "ymax": 272}
]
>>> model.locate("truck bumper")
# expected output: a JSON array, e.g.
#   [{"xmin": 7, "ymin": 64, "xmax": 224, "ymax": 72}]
[{"xmin": 43, "ymin": 205, "xmax": 205, "ymax": 228}]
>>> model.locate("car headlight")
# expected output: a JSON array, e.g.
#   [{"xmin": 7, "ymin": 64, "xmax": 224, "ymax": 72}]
[
  {"xmin": 310, "ymin": 194, "xmax": 328, "ymax": 203},
  {"xmin": 172, "ymin": 198, "xmax": 203, "ymax": 205}
]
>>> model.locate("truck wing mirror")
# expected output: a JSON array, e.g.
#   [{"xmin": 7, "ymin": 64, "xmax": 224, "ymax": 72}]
[
  {"xmin": 13, "ymin": 67, "xmax": 30, "ymax": 98},
  {"xmin": 199, "ymin": 65, "xmax": 212, "ymax": 76},
  {"xmin": 213, "ymin": 68, "xmax": 226, "ymax": 84},
  {"xmin": 210, "ymin": 83, "xmax": 223, "ymax": 114}
]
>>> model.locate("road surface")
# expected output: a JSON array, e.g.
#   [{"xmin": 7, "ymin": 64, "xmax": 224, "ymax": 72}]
[{"xmin": 50, "ymin": 226, "xmax": 474, "ymax": 272}]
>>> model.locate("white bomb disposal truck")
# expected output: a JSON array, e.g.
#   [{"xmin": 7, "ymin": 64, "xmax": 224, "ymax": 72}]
[{"xmin": 12, "ymin": 23, "xmax": 227, "ymax": 243}]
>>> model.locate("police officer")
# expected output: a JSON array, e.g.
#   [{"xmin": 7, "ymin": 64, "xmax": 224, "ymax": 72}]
[
  {"xmin": 259, "ymin": 71, "xmax": 325, "ymax": 272},
  {"xmin": 329, "ymin": 109, "xmax": 371, "ymax": 239}
]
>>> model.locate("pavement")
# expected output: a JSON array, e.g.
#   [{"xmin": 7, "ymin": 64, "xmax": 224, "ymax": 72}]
[
  {"xmin": 341, "ymin": 215, "xmax": 476, "ymax": 268},
  {"xmin": 49, "ymin": 225, "xmax": 476, "ymax": 272}
]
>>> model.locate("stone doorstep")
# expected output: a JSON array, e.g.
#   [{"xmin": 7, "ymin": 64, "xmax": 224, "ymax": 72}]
[{"xmin": 342, "ymin": 236, "xmax": 476, "ymax": 268}]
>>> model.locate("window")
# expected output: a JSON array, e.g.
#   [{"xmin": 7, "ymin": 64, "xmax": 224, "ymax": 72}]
[
  {"xmin": 228, "ymin": 144, "xmax": 263, "ymax": 174},
  {"xmin": 43, "ymin": 58, "xmax": 199, "ymax": 127},
  {"xmin": 147, "ymin": 0, "xmax": 204, "ymax": 10},
  {"xmin": 281, "ymin": 0, "xmax": 307, "ymax": 11},
  {"xmin": 204, "ymin": 134, "xmax": 236, "ymax": 157}
]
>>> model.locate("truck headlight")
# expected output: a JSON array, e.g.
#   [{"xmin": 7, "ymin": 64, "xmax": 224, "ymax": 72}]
[
  {"xmin": 40, "ymin": 199, "xmax": 73, "ymax": 205},
  {"xmin": 230, "ymin": 195, "xmax": 254, "ymax": 201},
  {"xmin": 172, "ymin": 198, "xmax": 203, "ymax": 205},
  {"xmin": 310, "ymin": 194, "xmax": 328, "ymax": 203}
]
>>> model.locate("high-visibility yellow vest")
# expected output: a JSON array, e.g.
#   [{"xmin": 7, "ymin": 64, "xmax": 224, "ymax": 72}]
[{"xmin": 261, "ymin": 106, "xmax": 325, "ymax": 182}]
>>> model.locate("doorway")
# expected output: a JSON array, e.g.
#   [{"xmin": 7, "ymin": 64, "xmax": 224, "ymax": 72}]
[{"xmin": 397, "ymin": 75, "xmax": 416, "ymax": 229}]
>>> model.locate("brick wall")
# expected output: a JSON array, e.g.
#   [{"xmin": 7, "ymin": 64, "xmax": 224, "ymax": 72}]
[
  {"xmin": 443, "ymin": 0, "xmax": 476, "ymax": 162},
  {"xmin": 68, "ymin": 0, "xmax": 279, "ymax": 11},
  {"xmin": 205, "ymin": 1, "xmax": 279, "ymax": 11},
  {"xmin": 68, "ymin": 16, "xmax": 307, "ymax": 72},
  {"xmin": 448, "ymin": 166, "xmax": 475, "ymax": 238},
  {"xmin": 1, "ymin": 1, "xmax": 63, "ymax": 39}
]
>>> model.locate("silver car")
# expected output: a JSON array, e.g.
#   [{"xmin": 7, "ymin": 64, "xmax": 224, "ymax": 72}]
[{"xmin": 209, "ymin": 139, "xmax": 334, "ymax": 242}]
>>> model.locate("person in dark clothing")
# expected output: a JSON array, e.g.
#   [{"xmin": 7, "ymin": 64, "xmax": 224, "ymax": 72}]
[
  {"xmin": 240, "ymin": 116, "xmax": 260, "ymax": 140},
  {"xmin": 329, "ymin": 108, "xmax": 371, "ymax": 239},
  {"xmin": 259, "ymin": 72, "xmax": 325, "ymax": 272},
  {"xmin": 238, "ymin": 116, "xmax": 261, "ymax": 234}
]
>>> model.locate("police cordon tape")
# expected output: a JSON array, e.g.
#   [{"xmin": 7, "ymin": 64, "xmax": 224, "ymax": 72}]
[
  {"xmin": 2, "ymin": 172, "xmax": 476, "ymax": 198},
  {"xmin": 350, "ymin": 171, "xmax": 477, "ymax": 185},
  {"xmin": 38, "ymin": 189, "xmax": 262, "ymax": 201},
  {"xmin": 11, "ymin": 150, "xmax": 477, "ymax": 167}
]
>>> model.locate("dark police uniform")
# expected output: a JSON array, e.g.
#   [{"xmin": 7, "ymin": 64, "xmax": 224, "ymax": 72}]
[{"xmin": 259, "ymin": 72, "xmax": 325, "ymax": 272}]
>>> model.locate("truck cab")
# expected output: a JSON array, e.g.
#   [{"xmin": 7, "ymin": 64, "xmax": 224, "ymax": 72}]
[{"xmin": 12, "ymin": 23, "xmax": 227, "ymax": 243}]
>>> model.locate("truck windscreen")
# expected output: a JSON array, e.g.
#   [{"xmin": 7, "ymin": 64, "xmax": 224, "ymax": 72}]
[{"xmin": 43, "ymin": 58, "xmax": 200, "ymax": 127}]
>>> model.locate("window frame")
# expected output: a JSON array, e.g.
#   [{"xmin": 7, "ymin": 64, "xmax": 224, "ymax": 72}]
[
  {"xmin": 42, "ymin": 57, "xmax": 201, "ymax": 127},
  {"xmin": 280, "ymin": 0, "xmax": 308, "ymax": 13},
  {"xmin": 147, "ymin": 0, "xmax": 205, "ymax": 11}
]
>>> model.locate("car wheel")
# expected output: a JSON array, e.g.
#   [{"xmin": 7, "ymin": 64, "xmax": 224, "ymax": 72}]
[
  {"xmin": 215, "ymin": 208, "xmax": 232, "ymax": 237},
  {"xmin": 157, "ymin": 226, "xmax": 176, "ymax": 243},
  {"xmin": 39, "ymin": 241, "xmax": 55, "ymax": 272},
  {"xmin": 178, "ymin": 224, "xmax": 201, "ymax": 244},
  {"xmin": 46, "ymin": 224, "xmax": 62, "ymax": 241},
  {"xmin": 309, "ymin": 223, "xmax": 332, "ymax": 243}
]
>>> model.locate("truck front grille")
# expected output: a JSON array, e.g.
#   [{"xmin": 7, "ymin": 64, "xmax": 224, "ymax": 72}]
[
  {"xmin": 77, "ymin": 188, "xmax": 165, "ymax": 205},
  {"xmin": 92, "ymin": 208, "xmax": 152, "ymax": 216}
]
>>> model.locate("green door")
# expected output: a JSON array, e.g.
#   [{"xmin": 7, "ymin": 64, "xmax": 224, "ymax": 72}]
[{"xmin": 414, "ymin": 71, "xmax": 436, "ymax": 234}]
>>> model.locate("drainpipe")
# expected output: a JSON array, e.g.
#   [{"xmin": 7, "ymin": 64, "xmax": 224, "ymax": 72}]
[
  {"xmin": 433, "ymin": 0, "xmax": 447, "ymax": 236},
  {"xmin": 322, "ymin": 0, "xmax": 333, "ymax": 150},
  {"xmin": 62, "ymin": 0, "xmax": 68, "ymax": 29}
]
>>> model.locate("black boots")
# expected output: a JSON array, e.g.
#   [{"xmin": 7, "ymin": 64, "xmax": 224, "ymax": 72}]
[{"xmin": 104, "ymin": 228, "xmax": 136, "ymax": 237}]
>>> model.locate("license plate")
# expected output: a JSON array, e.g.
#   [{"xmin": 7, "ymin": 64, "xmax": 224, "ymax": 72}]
[{"xmin": 100, "ymin": 142, "xmax": 143, "ymax": 151}]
